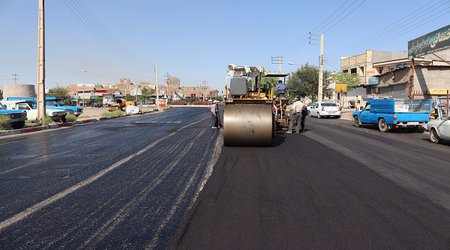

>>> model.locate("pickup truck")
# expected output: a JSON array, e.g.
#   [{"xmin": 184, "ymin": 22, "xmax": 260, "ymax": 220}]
[
  {"xmin": 6, "ymin": 97, "xmax": 83, "ymax": 116},
  {"xmin": 4, "ymin": 100, "xmax": 67, "ymax": 122},
  {"xmin": 352, "ymin": 98, "xmax": 432, "ymax": 132},
  {"xmin": 0, "ymin": 101, "xmax": 27, "ymax": 129}
]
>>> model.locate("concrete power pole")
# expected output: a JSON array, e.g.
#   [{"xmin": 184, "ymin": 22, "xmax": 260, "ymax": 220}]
[
  {"xmin": 318, "ymin": 34, "xmax": 324, "ymax": 102},
  {"xmin": 154, "ymin": 64, "xmax": 160, "ymax": 110},
  {"xmin": 12, "ymin": 74, "xmax": 18, "ymax": 84},
  {"xmin": 37, "ymin": 0, "xmax": 46, "ymax": 123}
]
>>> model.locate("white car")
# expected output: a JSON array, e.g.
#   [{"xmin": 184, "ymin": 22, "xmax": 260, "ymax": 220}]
[
  {"xmin": 427, "ymin": 116, "xmax": 450, "ymax": 143},
  {"xmin": 309, "ymin": 102, "xmax": 341, "ymax": 118}
]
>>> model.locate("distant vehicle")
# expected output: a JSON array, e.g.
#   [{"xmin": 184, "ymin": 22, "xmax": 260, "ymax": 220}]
[
  {"xmin": 4, "ymin": 100, "xmax": 67, "ymax": 122},
  {"xmin": 427, "ymin": 116, "xmax": 450, "ymax": 143},
  {"xmin": 352, "ymin": 98, "xmax": 432, "ymax": 132},
  {"xmin": 0, "ymin": 101, "xmax": 27, "ymax": 129},
  {"xmin": 5, "ymin": 96, "xmax": 83, "ymax": 116},
  {"xmin": 309, "ymin": 102, "xmax": 341, "ymax": 118}
]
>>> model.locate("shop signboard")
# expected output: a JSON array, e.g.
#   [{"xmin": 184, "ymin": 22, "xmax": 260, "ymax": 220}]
[{"xmin": 408, "ymin": 24, "xmax": 450, "ymax": 58}]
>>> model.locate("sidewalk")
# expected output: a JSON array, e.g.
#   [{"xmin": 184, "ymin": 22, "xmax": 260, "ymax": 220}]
[{"xmin": 340, "ymin": 108, "xmax": 354, "ymax": 120}]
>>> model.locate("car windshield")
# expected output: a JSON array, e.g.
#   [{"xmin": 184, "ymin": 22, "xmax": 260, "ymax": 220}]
[{"xmin": 322, "ymin": 103, "xmax": 337, "ymax": 107}]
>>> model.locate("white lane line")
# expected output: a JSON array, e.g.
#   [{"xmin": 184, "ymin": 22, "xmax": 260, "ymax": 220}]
[{"xmin": 0, "ymin": 116, "xmax": 208, "ymax": 232}]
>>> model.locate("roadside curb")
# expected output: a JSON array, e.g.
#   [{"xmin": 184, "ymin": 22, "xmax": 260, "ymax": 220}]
[{"xmin": 0, "ymin": 109, "xmax": 164, "ymax": 137}]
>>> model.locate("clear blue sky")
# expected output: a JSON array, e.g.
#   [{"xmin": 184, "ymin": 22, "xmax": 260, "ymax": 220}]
[{"xmin": 0, "ymin": 0, "xmax": 449, "ymax": 91}]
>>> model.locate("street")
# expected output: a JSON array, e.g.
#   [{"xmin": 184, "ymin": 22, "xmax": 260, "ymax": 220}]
[
  {"xmin": 1, "ymin": 108, "xmax": 450, "ymax": 249},
  {"xmin": 0, "ymin": 107, "xmax": 221, "ymax": 249},
  {"xmin": 172, "ymin": 116, "xmax": 450, "ymax": 249}
]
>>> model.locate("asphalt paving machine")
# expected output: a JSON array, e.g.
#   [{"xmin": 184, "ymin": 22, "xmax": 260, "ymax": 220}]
[{"xmin": 223, "ymin": 64, "xmax": 289, "ymax": 146}]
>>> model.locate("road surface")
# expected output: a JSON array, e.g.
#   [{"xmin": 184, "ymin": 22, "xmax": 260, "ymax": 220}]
[
  {"xmin": 172, "ymin": 117, "xmax": 450, "ymax": 249},
  {"xmin": 0, "ymin": 107, "xmax": 221, "ymax": 249}
]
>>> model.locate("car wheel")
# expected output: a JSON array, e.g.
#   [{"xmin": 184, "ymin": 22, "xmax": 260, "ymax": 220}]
[
  {"xmin": 378, "ymin": 118, "xmax": 388, "ymax": 132},
  {"xmin": 430, "ymin": 128, "xmax": 440, "ymax": 143},
  {"xmin": 336, "ymin": 116, "xmax": 341, "ymax": 119},
  {"xmin": 353, "ymin": 116, "xmax": 360, "ymax": 127}
]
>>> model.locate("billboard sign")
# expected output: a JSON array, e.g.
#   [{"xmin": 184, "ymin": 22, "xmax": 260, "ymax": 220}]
[
  {"xmin": 408, "ymin": 24, "xmax": 450, "ymax": 58},
  {"xmin": 335, "ymin": 83, "xmax": 347, "ymax": 93}
]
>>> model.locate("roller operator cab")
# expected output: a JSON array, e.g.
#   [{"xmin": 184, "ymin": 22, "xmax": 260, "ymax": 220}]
[{"xmin": 223, "ymin": 64, "xmax": 288, "ymax": 147}]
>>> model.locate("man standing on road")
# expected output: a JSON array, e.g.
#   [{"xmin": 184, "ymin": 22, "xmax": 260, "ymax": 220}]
[
  {"xmin": 287, "ymin": 97, "xmax": 304, "ymax": 133},
  {"xmin": 211, "ymin": 101, "xmax": 219, "ymax": 128},
  {"xmin": 300, "ymin": 101, "xmax": 308, "ymax": 132}
]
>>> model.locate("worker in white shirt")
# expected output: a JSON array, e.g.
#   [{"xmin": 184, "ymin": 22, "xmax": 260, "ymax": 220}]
[{"xmin": 287, "ymin": 97, "xmax": 304, "ymax": 133}]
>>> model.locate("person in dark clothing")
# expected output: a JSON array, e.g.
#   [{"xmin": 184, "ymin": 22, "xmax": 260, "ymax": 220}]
[
  {"xmin": 300, "ymin": 104, "xmax": 308, "ymax": 132},
  {"xmin": 211, "ymin": 103, "xmax": 219, "ymax": 128}
]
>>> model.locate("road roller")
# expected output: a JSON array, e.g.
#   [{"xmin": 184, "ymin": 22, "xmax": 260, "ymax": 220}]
[{"xmin": 223, "ymin": 65, "xmax": 288, "ymax": 146}]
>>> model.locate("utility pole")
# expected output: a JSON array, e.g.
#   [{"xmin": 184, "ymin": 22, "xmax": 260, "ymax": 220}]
[
  {"xmin": 318, "ymin": 34, "xmax": 324, "ymax": 102},
  {"xmin": 154, "ymin": 64, "xmax": 160, "ymax": 110},
  {"xmin": 12, "ymin": 74, "xmax": 18, "ymax": 84},
  {"xmin": 37, "ymin": 0, "xmax": 46, "ymax": 123},
  {"xmin": 271, "ymin": 56, "xmax": 283, "ymax": 73},
  {"xmin": 166, "ymin": 72, "xmax": 170, "ymax": 98}
]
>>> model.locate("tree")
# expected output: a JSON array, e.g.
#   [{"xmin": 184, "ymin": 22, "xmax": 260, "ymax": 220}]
[
  {"xmin": 286, "ymin": 63, "xmax": 332, "ymax": 101},
  {"xmin": 48, "ymin": 87, "xmax": 70, "ymax": 102},
  {"xmin": 261, "ymin": 77, "xmax": 278, "ymax": 91},
  {"xmin": 331, "ymin": 72, "xmax": 360, "ymax": 91}
]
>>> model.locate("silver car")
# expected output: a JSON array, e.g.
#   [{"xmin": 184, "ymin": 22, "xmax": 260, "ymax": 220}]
[
  {"xmin": 309, "ymin": 102, "xmax": 341, "ymax": 119},
  {"xmin": 427, "ymin": 116, "xmax": 450, "ymax": 143}
]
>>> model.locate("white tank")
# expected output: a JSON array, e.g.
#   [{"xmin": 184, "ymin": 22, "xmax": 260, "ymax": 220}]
[{"xmin": 3, "ymin": 84, "xmax": 36, "ymax": 98}]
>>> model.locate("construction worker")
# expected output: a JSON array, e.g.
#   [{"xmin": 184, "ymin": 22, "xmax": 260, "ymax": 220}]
[
  {"xmin": 211, "ymin": 101, "xmax": 219, "ymax": 128},
  {"xmin": 287, "ymin": 97, "xmax": 304, "ymax": 133}
]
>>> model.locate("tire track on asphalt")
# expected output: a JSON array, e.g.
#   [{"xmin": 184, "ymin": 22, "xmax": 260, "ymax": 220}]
[
  {"xmin": 304, "ymin": 131, "xmax": 450, "ymax": 210},
  {"xmin": 81, "ymin": 128, "xmax": 209, "ymax": 247},
  {"xmin": 44, "ymin": 133, "xmax": 177, "ymax": 248},
  {"xmin": 0, "ymin": 116, "xmax": 208, "ymax": 232},
  {"xmin": 146, "ymin": 132, "xmax": 223, "ymax": 249}
]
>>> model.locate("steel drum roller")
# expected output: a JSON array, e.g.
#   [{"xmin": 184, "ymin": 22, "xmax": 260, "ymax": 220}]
[{"xmin": 224, "ymin": 103, "xmax": 273, "ymax": 146}]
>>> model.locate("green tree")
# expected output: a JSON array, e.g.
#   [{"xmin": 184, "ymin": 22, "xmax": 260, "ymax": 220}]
[
  {"xmin": 48, "ymin": 87, "xmax": 70, "ymax": 102},
  {"xmin": 261, "ymin": 77, "xmax": 278, "ymax": 91},
  {"xmin": 332, "ymin": 72, "xmax": 360, "ymax": 91},
  {"xmin": 287, "ymin": 63, "xmax": 332, "ymax": 101}
]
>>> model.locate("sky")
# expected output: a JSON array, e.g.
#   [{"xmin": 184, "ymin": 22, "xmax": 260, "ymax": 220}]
[{"xmin": 0, "ymin": 0, "xmax": 449, "ymax": 91}]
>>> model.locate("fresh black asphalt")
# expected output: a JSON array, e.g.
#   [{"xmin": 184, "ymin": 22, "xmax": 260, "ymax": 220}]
[{"xmin": 171, "ymin": 117, "xmax": 450, "ymax": 249}]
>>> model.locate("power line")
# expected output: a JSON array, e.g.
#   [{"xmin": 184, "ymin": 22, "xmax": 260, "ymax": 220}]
[
  {"xmin": 277, "ymin": 0, "xmax": 368, "ymax": 57},
  {"xmin": 343, "ymin": 0, "xmax": 438, "ymax": 51},
  {"xmin": 323, "ymin": 0, "xmax": 368, "ymax": 33},
  {"xmin": 367, "ymin": 7, "xmax": 450, "ymax": 50},
  {"xmin": 346, "ymin": 2, "xmax": 450, "ymax": 53},
  {"xmin": 62, "ymin": 0, "xmax": 140, "ymax": 69}
]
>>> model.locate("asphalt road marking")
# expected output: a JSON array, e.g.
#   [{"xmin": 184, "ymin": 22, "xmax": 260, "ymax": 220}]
[{"xmin": 0, "ymin": 116, "xmax": 208, "ymax": 232}]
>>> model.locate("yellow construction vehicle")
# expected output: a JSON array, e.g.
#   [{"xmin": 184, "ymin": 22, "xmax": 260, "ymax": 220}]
[{"xmin": 223, "ymin": 64, "xmax": 289, "ymax": 146}]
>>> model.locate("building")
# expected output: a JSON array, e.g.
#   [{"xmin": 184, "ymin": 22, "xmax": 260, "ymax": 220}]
[
  {"xmin": 373, "ymin": 24, "xmax": 450, "ymax": 99},
  {"xmin": 340, "ymin": 50, "xmax": 407, "ymax": 97}
]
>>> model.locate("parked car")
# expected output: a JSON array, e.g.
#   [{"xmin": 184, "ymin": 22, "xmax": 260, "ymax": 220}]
[
  {"xmin": 0, "ymin": 101, "xmax": 27, "ymax": 129},
  {"xmin": 5, "ymin": 96, "xmax": 83, "ymax": 116},
  {"xmin": 4, "ymin": 100, "xmax": 67, "ymax": 122},
  {"xmin": 427, "ymin": 116, "xmax": 450, "ymax": 143},
  {"xmin": 306, "ymin": 102, "xmax": 315, "ymax": 115},
  {"xmin": 353, "ymin": 98, "xmax": 431, "ymax": 132},
  {"xmin": 309, "ymin": 102, "xmax": 341, "ymax": 118}
]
